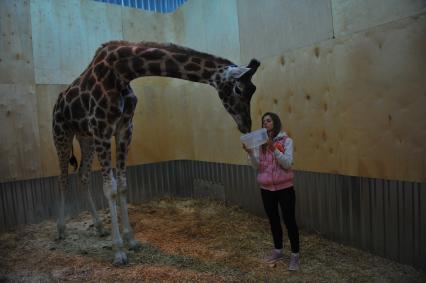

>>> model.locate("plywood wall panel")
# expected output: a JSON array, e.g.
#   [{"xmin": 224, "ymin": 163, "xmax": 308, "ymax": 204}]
[
  {"xmin": 35, "ymin": 84, "xmax": 66, "ymax": 177},
  {"xmin": 188, "ymin": 84, "xmax": 243, "ymax": 164},
  {"xmin": 195, "ymin": 0, "xmax": 241, "ymax": 64},
  {"xmin": 30, "ymin": 0, "xmax": 123, "ymax": 85},
  {"xmin": 171, "ymin": 0, "xmax": 206, "ymax": 54},
  {"xmin": 252, "ymin": 14, "xmax": 426, "ymax": 182},
  {"xmin": 128, "ymin": 78, "xmax": 195, "ymax": 165},
  {"xmin": 2, "ymin": 0, "xmax": 424, "ymax": 182},
  {"xmin": 0, "ymin": 0, "xmax": 34, "ymax": 84},
  {"xmin": 333, "ymin": 14, "xmax": 426, "ymax": 182},
  {"xmin": 251, "ymin": 43, "xmax": 342, "ymax": 174},
  {"xmin": 0, "ymin": 84, "xmax": 41, "ymax": 181},
  {"xmin": 122, "ymin": 7, "xmax": 173, "ymax": 43},
  {"xmin": 331, "ymin": 0, "xmax": 426, "ymax": 37},
  {"xmin": 237, "ymin": 0, "xmax": 334, "ymax": 63},
  {"xmin": 171, "ymin": 0, "xmax": 241, "ymax": 64}
]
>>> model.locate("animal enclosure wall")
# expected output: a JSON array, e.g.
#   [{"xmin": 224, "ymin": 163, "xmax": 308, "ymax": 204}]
[
  {"xmin": 1, "ymin": 0, "xmax": 425, "ymax": 271},
  {"xmin": 1, "ymin": 0, "xmax": 425, "ymax": 183},
  {"xmin": 238, "ymin": 0, "xmax": 426, "ymax": 182},
  {"xmin": 1, "ymin": 161, "xmax": 425, "ymax": 270}
]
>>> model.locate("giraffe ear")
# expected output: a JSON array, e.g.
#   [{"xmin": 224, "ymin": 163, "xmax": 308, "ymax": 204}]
[
  {"xmin": 228, "ymin": 67, "xmax": 251, "ymax": 79},
  {"xmin": 247, "ymin": 59, "xmax": 260, "ymax": 70}
]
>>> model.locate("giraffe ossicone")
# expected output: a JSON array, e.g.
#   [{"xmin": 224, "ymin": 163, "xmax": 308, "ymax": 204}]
[{"xmin": 52, "ymin": 40, "xmax": 260, "ymax": 265}]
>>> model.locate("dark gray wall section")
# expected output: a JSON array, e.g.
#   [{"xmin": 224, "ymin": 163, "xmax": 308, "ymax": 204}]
[{"xmin": 0, "ymin": 160, "xmax": 425, "ymax": 270}]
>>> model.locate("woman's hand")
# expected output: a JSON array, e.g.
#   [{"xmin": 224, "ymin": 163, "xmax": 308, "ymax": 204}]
[
  {"xmin": 242, "ymin": 143, "xmax": 253, "ymax": 154},
  {"xmin": 266, "ymin": 138, "xmax": 275, "ymax": 151}
]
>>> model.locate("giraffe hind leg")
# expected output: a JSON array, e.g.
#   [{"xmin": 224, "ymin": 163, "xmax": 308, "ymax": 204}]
[
  {"xmin": 77, "ymin": 136, "xmax": 108, "ymax": 237},
  {"xmin": 53, "ymin": 132, "xmax": 73, "ymax": 240}
]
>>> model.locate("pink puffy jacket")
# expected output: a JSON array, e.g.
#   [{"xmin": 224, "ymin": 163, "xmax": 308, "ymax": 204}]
[{"xmin": 251, "ymin": 133, "xmax": 294, "ymax": 191}]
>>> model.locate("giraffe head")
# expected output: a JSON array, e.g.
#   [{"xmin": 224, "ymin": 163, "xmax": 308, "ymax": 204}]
[{"xmin": 217, "ymin": 59, "xmax": 260, "ymax": 134}]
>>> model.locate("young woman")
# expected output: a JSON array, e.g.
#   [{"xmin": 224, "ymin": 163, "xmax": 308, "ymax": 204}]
[{"xmin": 243, "ymin": 112, "xmax": 300, "ymax": 271}]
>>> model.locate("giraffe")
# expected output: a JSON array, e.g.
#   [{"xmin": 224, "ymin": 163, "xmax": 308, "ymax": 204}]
[{"xmin": 52, "ymin": 40, "xmax": 260, "ymax": 265}]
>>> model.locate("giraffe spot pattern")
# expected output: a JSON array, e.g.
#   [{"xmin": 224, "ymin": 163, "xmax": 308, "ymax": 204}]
[
  {"xmin": 80, "ymin": 120, "xmax": 89, "ymax": 133},
  {"xmin": 115, "ymin": 60, "xmax": 130, "ymax": 77},
  {"xmin": 131, "ymin": 57, "xmax": 145, "ymax": 75},
  {"xmin": 105, "ymin": 53, "xmax": 117, "ymax": 66},
  {"xmin": 94, "ymin": 50, "xmax": 107, "ymax": 65},
  {"xmin": 184, "ymin": 63, "xmax": 201, "ymax": 72},
  {"xmin": 148, "ymin": 62, "xmax": 161, "ymax": 75},
  {"xmin": 64, "ymin": 106, "xmax": 71, "ymax": 120},
  {"xmin": 70, "ymin": 99, "xmax": 85, "ymax": 120},
  {"xmin": 65, "ymin": 88, "xmax": 79, "ymax": 103},
  {"xmin": 204, "ymin": 60, "xmax": 216, "ymax": 69},
  {"xmin": 92, "ymin": 85, "xmax": 103, "ymax": 101},
  {"xmin": 165, "ymin": 59, "xmax": 179, "ymax": 74},
  {"xmin": 95, "ymin": 107, "xmax": 106, "ymax": 119},
  {"xmin": 81, "ymin": 93, "xmax": 90, "ymax": 111},
  {"xmin": 143, "ymin": 49, "xmax": 166, "ymax": 60},
  {"xmin": 124, "ymin": 95, "xmax": 137, "ymax": 115},
  {"xmin": 187, "ymin": 74, "xmax": 199, "ymax": 81},
  {"xmin": 81, "ymin": 73, "xmax": 96, "ymax": 91},
  {"xmin": 172, "ymin": 54, "xmax": 188, "ymax": 63},
  {"xmin": 191, "ymin": 57, "xmax": 201, "ymax": 64},
  {"xmin": 103, "ymin": 72, "xmax": 116, "ymax": 90},
  {"xmin": 97, "ymin": 121, "xmax": 107, "ymax": 135},
  {"xmin": 55, "ymin": 112, "xmax": 64, "ymax": 123},
  {"xmin": 202, "ymin": 70, "xmax": 214, "ymax": 80},
  {"xmin": 94, "ymin": 63, "xmax": 109, "ymax": 81},
  {"xmin": 116, "ymin": 46, "xmax": 134, "ymax": 58},
  {"xmin": 99, "ymin": 97, "xmax": 108, "ymax": 109}
]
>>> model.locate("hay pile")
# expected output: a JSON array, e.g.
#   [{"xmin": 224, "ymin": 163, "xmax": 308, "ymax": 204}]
[{"xmin": 0, "ymin": 198, "xmax": 424, "ymax": 282}]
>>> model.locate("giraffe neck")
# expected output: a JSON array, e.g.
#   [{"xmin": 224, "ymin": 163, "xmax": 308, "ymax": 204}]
[{"xmin": 100, "ymin": 41, "xmax": 234, "ymax": 87}]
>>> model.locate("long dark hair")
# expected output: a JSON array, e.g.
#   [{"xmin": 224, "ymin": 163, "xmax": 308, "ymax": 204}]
[{"xmin": 261, "ymin": 112, "xmax": 282, "ymax": 152}]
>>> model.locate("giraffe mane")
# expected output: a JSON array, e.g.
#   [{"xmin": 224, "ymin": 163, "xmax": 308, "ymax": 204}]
[{"xmin": 98, "ymin": 40, "xmax": 234, "ymax": 66}]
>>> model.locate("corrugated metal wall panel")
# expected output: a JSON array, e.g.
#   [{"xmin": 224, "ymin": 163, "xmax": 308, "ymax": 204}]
[{"xmin": 0, "ymin": 160, "xmax": 424, "ymax": 270}]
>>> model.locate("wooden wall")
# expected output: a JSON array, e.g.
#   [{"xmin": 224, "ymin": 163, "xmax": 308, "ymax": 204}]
[
  {"xmin": 237, "ymin": 0, "xmax": 426, "ymax": 182},
  {"xmin": 0, "ymin": 0, "xmax": 425, "ymax": 182},
  {"xmin": 0, "ymin": 0, "xmax": 39, "ymax": 180}
]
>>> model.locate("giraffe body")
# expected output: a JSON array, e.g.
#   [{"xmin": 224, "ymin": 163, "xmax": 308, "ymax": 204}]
[{"xmin": 52, "ymin": 40, "xmax": 260, "ymax": 265}]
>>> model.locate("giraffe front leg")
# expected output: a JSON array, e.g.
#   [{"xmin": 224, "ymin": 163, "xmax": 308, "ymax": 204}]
[
  {"xmin": 116, "ymin": 127, "xmax": 141, "ymax": 251},
  {"xmin": 117, "ymin": 170, "xmax": 141, "ymax": 251},
  {"xmin": 105, "ymin": 176, "xmax": 128, "ymax": 265},
  {"xmin": 96, "ymin": 138, "xmax": 128, "ymax": 265}
]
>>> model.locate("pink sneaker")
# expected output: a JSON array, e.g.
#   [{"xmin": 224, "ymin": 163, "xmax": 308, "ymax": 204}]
[
  {"xmin": 288, "ymin": 253, "xmax": 300, "ymax": 271},
  {"xmin": 264, "ymin": 249, "xmax": 284, "ymax": 263}
]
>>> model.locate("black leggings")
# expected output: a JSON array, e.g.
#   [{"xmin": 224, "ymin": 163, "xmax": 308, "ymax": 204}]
[{"xmin": 261, "ymin": 187, "xmax": 299, "ymax": 253}]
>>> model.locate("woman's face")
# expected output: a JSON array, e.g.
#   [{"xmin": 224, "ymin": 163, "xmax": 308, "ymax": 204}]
[{"xmin": 262, "ymin": 115, "xmax": 274, "ymax": 132}]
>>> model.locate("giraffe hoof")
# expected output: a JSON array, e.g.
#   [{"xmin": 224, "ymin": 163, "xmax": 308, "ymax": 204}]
[
  {"xmin": 56, "ymin": 225, "xmax": 66, "ymax": 240},
  {"xmin": 128, "ymin": 240, "xmax": 142, "ymax": 252},
  {"xmin": 113, "ymin": 251, "xmax": 128, "ymax": 266},
  {"xmin": 99, "ymin": 230, "xmax": 110, "ymax": 238},
  {"xmin": 55, "ymin": 235, "xmax": 65, "ymax": 242},
  {"xmin": 94, "ymin": 222, "xmax": 109, "ymax": 237}
]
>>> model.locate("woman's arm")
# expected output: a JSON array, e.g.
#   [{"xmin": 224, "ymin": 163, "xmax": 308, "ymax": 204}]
[{"xmin": 274, "ymin": 138, "xmax": 293, "ymax": 169}]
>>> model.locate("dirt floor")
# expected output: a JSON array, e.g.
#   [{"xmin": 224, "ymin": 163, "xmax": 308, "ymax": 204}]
[{"xmin": 0, "ymin": 198, "xmax": 425, "ymax": 282}]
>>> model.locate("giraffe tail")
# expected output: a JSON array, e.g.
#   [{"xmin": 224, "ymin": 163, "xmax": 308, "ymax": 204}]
[{"xmin": 69, "ymin": 146, "xmax": 78, "ymax": 171}]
